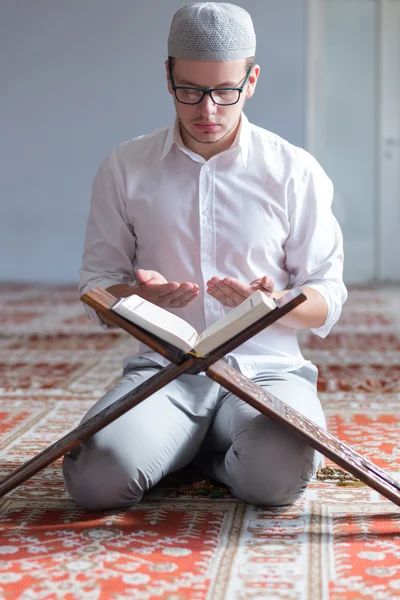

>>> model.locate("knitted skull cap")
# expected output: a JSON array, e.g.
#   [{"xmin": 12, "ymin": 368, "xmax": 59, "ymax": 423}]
[{"xmin": 168, "ymin": 2, "xmax": 256, "ymax": 61}]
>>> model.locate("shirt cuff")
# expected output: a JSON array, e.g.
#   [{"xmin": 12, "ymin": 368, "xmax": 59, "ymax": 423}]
[{"xmin": 301, "ymin": 281, "xmax": 347, "ymax": 338}]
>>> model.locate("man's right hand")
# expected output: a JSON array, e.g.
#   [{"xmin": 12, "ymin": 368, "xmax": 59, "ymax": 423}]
[{"xmin": 135, "ymin": 269, "xmax": 199, "ymax": 308}]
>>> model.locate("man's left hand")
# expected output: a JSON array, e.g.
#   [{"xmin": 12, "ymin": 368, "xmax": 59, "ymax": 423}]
[{"xmin": 206, "ymin": 275, "xmax": 275, "ymax": 307}]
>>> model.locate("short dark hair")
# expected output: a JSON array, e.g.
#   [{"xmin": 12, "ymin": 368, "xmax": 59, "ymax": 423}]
[
  {"xmin": 168, "ymin": 56, "xmax": 255, "ymax": 75},
  {"xmin": 244, "ymin": 57, "xmax": 255, "ymax": 71}
]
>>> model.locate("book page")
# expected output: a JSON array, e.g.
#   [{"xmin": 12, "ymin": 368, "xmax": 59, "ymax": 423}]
[
  {"xmin": 112, "ymin": 295, "xmax": 199, "ymax": 352},
  {"xmin": 195, "ymin": 291, "xmax": 276, "ymax": 355}
]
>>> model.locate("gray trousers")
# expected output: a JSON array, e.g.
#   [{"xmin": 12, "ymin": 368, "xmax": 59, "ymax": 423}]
[{"xmin": 62, "ymin": 357, "xmax": 326, "ymax": 510}]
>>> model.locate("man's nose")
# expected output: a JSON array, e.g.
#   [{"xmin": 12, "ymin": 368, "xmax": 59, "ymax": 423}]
[{"xmin": 198, "ymin": 93, "xmax": 217, "ymax": 116}]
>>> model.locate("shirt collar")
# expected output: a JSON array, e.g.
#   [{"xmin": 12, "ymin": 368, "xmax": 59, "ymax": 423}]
[
  {"xmin": 160, "ymin": 112, "xmax": 250, "ymax": 167},
  {"xmin": 160, "ymin": 118, "xmax": 181, "ymax": 161},
  {"xmin": 232, "ymin": 112, "xmax": 250, "ymax": 167}
]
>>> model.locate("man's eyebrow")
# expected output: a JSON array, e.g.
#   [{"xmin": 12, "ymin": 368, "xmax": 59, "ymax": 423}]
[{"xmin": 175, "ymin": 78, "xmax": 238, "ymax": 87}]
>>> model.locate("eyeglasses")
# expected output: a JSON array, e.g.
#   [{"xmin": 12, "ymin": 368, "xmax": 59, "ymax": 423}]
[{"xmin": 168, "ymin": 65, "xmax": 252, "ymax": 106}]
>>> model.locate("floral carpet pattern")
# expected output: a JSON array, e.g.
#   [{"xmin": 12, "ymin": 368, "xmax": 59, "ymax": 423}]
[{"xmin": 0, "ymin": 283, "xmax": 400, "ymax": 599}]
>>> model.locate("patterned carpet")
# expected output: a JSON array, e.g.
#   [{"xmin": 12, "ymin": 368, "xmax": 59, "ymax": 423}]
[{"xmin": 0, "ymin": 283, "xmax": 400, "ymax": 599}]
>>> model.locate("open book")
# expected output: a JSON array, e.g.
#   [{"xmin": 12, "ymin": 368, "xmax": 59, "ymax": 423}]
[{"xmin": 111, "ymin": 290, "xmax": 278, "ymax": 356}]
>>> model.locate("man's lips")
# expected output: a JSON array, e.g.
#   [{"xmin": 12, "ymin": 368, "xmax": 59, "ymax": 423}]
[{"xmin": 194, "ymin": 123, "xmax": 220, "ymax": 132}]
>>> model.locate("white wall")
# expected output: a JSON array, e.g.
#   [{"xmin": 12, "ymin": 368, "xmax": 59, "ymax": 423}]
[
  {"xmin": 0, "ymin": 0, "xmax": 307, "ymax": 283},
  {"xmin": 314, "ymin": 0, "xmax": 378, "ymax": 283}
]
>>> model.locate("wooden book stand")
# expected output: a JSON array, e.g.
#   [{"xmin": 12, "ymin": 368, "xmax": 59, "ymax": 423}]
[{"xmin": 1, "ymin": 287, "xmax": 399, "ymax": 507}]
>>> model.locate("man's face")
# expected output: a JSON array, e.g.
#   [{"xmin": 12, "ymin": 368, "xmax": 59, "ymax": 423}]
[{"xmin": 166, "ymin": 59, "xmax": 259, "ymax": 155}]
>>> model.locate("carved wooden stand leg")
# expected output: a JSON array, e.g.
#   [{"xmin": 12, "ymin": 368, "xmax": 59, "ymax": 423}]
[{"xmin": 0, "ymin": 362, "xmax": 191, "ymax": 497}]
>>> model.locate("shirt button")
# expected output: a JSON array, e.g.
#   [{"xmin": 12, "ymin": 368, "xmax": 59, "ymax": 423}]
[{"xmin": 204, "ymin": 165, "xmax": 210, "ymax": 172}]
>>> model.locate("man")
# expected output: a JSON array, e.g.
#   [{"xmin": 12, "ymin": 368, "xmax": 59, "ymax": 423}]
[{"xmin": 63, "ymin": 2, "xmax": 347, "ymax": 510}]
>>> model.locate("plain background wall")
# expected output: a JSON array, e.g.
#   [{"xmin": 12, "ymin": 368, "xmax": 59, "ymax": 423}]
[
  {"xmin": 0, "ymin": 0, "xmax": 307, "ymax": 283},
  {"xmin": 319, "ymin": 0, "xmax": 377, "ymax": 283}
]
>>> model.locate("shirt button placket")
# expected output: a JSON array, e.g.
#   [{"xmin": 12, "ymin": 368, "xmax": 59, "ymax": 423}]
[{"xmin": 200, "ymin": 163, "xmax": 216, "ymax": 325}]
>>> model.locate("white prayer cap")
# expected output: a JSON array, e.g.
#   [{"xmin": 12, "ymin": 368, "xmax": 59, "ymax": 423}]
[{"xmin": 168, "ymin": 2, "xmax": 256, "ymax": 61}]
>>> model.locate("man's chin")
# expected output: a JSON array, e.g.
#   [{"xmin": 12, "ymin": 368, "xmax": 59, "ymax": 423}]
[{"xmin": 187, "ymin": 127, "xmax": 226, "ymax": 144}]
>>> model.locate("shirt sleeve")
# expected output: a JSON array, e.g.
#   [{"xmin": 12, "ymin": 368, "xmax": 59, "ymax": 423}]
[
  {"xmin": 79, "ymin": 151, "xmax": 137, "ymax": 328},
  {"xmin": 284, "ymin": 151, "xmax": 347, "ymax": 338}
]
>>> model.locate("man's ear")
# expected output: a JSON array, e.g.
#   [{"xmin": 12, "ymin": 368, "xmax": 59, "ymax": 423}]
[
  {"xmin": 165, "ymin": 59, "xmax": 173, "ymax": 95},
  {"xmin": 246, "ymin": 64, "xmax": 260, "ymax": 99}
]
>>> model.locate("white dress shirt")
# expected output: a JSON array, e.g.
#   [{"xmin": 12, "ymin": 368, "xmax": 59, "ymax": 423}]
[{"xmin": 80, "ymin": 113, "xmax": 347, "ymax": 377}]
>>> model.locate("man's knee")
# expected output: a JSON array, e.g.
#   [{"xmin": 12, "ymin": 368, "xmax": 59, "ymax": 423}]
[
  {"xmin": 232, "ymin": 465, "xmax": 313, "ymax": 506},
  {"xmin": 62, "ymin": 442, "xmax": 147, "ymax": 511},
  {"xmin": 227, "ymin": 419, "xmax": 317, "ymax": 506},
  {"xmin": 230, "ymin": 453, "xmax": 315, "ymax": 506}
]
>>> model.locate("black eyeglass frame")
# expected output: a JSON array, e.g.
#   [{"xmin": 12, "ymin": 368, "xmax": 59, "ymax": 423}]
[{"xmin": 168, "ymin": 64, "xmax": 253, "ymax": 106}]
